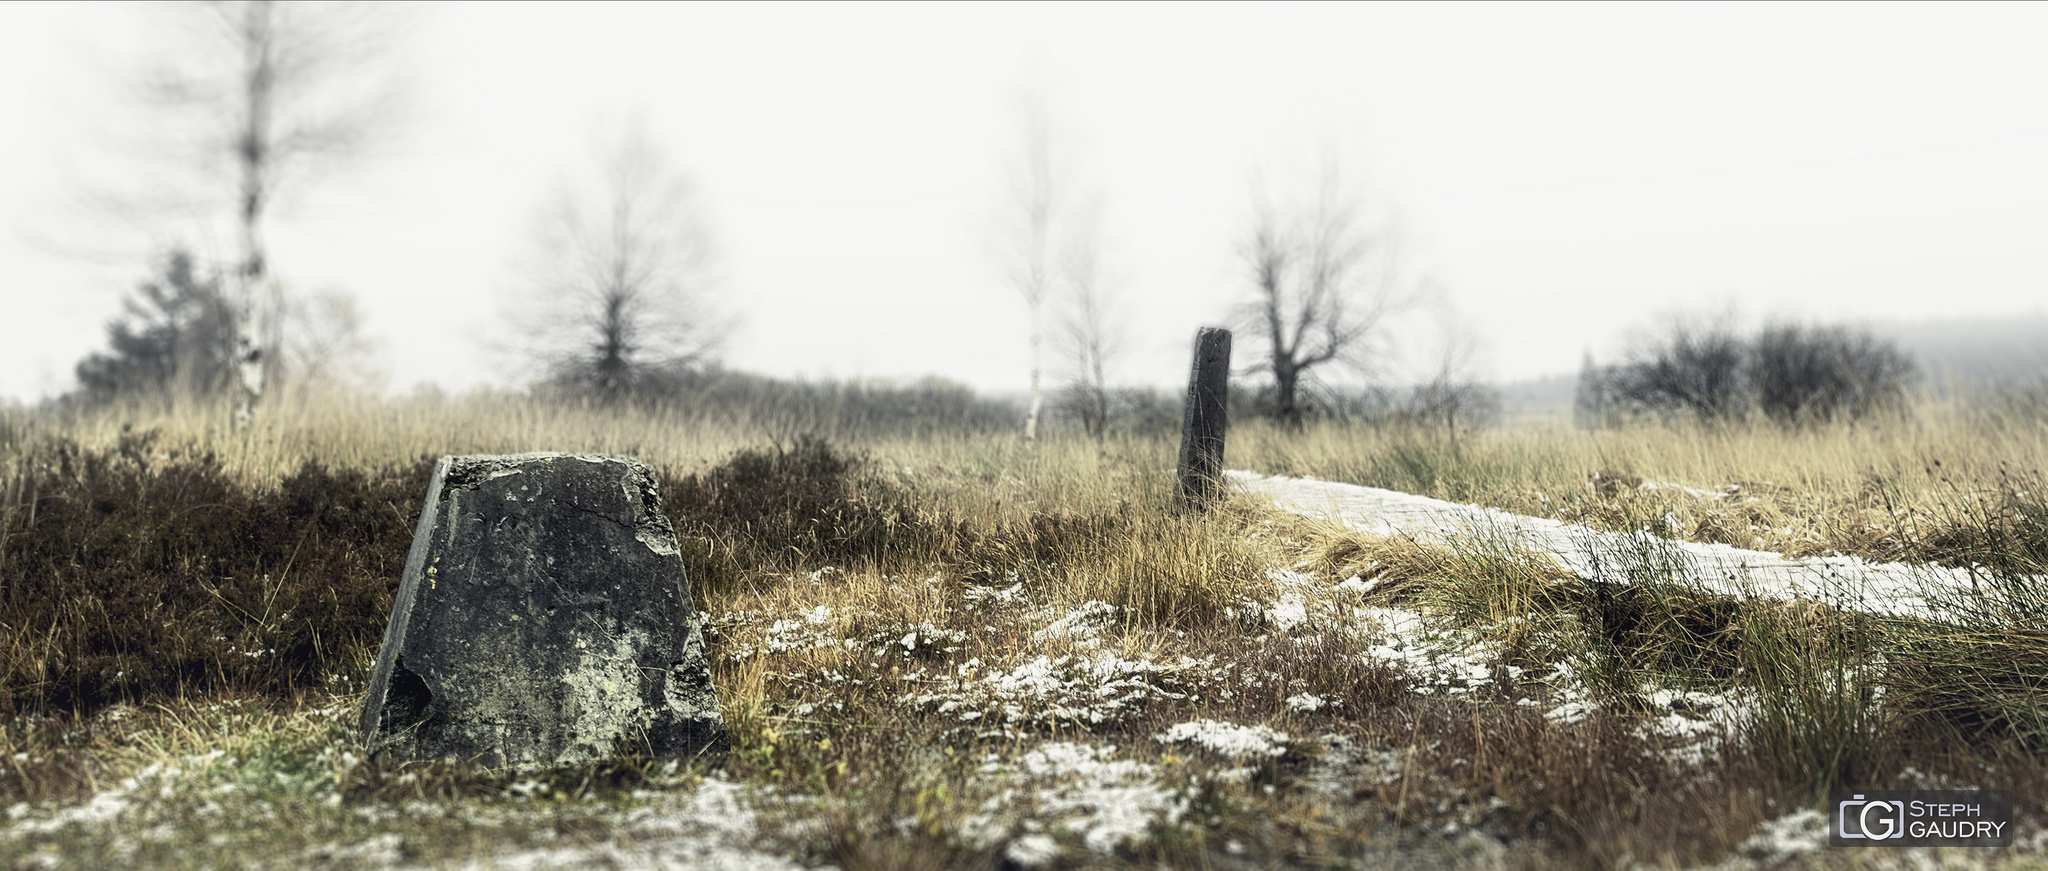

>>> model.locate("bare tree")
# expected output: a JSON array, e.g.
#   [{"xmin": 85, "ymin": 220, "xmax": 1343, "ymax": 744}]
[
  {"xmin": 1237, "ymin": 156, "xmax": 1421, "ymax": 430},
  {"xmin": 135, "ymin": 0, "xmax": 407, "ymax": 421},
  {"xmin": 996, "ymin": 85, "xmax": 1126, "ymax": 442},
  {"xmin": 1405, "ymin": 378, "xmax": 1500, "ymax": 439},
  {"xmin": 514, "ymin": 125, "xmax": 725, "ymax": 402},
  {"xmin": 1052, "ymin": 210, "xmax": 1123, "ymax": 441},
  {"xmin": 1402, "ymin": 309, "xmax": 1498, "ymax": 446},
  {"xmin": 280, "ymin": 287, "xmax": 380, "ymax": 395},
  {"xmin": 994, "ymin": 84, "xmax": 1087, "ymax": 441}
]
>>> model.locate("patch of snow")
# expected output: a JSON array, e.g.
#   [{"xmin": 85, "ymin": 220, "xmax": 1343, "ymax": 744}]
[
  {"xmin": 304, "ymin": 833, "xmax": 403, "ymax": 866},
  {"xmin": 460, "ymin": 842, "xmax": 812, "ymax": 871},
  {"xmin": 964, "ymin": 742, "xmax": 1186, "ymax": 856},
  {"xmin": 902, "ymin": 652, "xmax": 1208, "ymax": 734},
  {"xmin": 460, "ymin": 776, "xmax": 816, "ymax": 871},
  {"xmin": 1028, "ymin": 600, "xmax": 1118, "ymax": 644},
  {"xmin": 1353, "ymin": 606, "xmax": 1517, "ymax": 696},
  {"xmin": 1544, "ymin": 701, "xmax": 1597, "ymax": 725},
  {"xmin": 1723, "ymin": 808, "xmax": 1828, "ymax": 866},
  {"xmin": 6, "ymin": 790, "xmax": 132, "ymax": 836},
  {"xmin": 1633, "ymin": 687, "xmax": 1754, "ymax": 767},
  {"xmin": 1245, "ymin": 594, "xmax": 1309, "ymax": 632},
  {"xmin": 962, "ymin": 582, "xmax": 1028, "ymax": 607},
  {"xmin": 1155, "ymin": 720, "xmax": 1289, "ymax": 758},
  {"xmin": 730, "ymin": 608, "xmax": 846, "ymax": 660},
  {"xmin": 1284, "ymin": 693, "xmax": 1328, "ymax": 712},
  {"xmin": 1, "ymin": 760, "xmax": 202, "ymax": 837},
  {"xmin": 1004, "ymin": 833, "xmax": 1061, "ymax": 866}
]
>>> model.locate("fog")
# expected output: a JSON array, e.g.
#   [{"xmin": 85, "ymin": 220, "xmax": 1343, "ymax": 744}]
[{"xmin": 3, "ymin": 1, "xmax": 2046, "ymax": 403}]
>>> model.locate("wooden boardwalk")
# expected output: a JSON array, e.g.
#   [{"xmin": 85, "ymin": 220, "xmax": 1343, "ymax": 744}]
[{"xmin": 1227, "ymin": 470, "xmax": 2003, "ymax": 620}]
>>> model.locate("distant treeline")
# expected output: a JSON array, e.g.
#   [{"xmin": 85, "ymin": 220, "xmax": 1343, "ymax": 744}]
[
  {"xmin": 531, "ymin": 367, "xmax": 1027, "ymax": 440},
  {"xmin": 530, "ymin": 370, "xmax": 1205, "ymax": 440}
]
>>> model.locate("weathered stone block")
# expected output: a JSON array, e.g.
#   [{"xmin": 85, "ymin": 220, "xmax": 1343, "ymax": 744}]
[{"xmin": 359, "ymin": 453, "xmax": 724, "ymax": 768}]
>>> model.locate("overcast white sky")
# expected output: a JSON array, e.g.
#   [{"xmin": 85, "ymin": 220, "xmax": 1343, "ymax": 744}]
[{"xmin": 2, "ymin": 1, "xmax": 2046, "ymax": 402}]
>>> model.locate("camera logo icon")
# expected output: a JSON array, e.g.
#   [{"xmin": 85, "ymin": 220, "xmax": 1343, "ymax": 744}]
[{"xmin": 1839, "ymin": 794, "xmax": 1906, "ymax": 840}]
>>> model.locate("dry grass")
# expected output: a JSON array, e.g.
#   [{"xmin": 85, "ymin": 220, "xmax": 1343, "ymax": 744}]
[
  {"xmin": 4, "ymin": 395, "xmax": 2048, "ymax": 868},
  {"xmin": 1236, "ymin": 405, "xmax": 2048, "ymax": 573}
]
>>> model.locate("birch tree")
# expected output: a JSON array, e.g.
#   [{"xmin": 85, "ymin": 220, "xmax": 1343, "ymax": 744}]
[
  {"xmin": 139, "ymin": 0, "xmax": 405, "ymax": 421},
  {"xmin": 995, "ymin": 86, "xmax": 1077, "ymax": 441},
  {"xmin": 995, "ymin": 82, "xmax": 1127, "ymax": 441}
]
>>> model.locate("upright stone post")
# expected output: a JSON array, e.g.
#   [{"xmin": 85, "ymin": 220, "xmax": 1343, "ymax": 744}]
[
  {"xmin": 1175, "ymin": 327, "xmax": 1232, "ymax": 510},
  {"xmin": 360, "ymin": 453, "xmax": 725, "ymax": 769}
]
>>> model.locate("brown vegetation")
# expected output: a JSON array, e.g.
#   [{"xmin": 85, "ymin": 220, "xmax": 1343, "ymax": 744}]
[{"xmin": 3, "ymin": 395, "xmax": 2047, "ymax": 868}]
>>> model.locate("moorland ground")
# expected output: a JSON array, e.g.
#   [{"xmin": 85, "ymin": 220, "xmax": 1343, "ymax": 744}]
[{"xmin": 3, "ymin": 393, "xmax": 2047, "ymax": 869}]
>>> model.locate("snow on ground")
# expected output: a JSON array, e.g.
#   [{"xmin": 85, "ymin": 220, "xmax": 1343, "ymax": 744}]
[
  {"xmin": 1155, "ymin": 720, "xmax": 1289, "ymax": 758},
  {"xmin": 1228, "ymin": 469, "xmax": 1992, "ymax": 619},
  {"xmin": 2, "ymin": 753, "xmax": 821, "ymax": 871},
  {"xmin": 438, "ymin": 776, "xmax": 815, "ymax": 871},
  {"xmin": 1631, "ymin": 686, "xmax": 1755, "ymax": 768},
  {"xmin": 897, "ymin": 594, "xmax": 1216, "ymax": 737},
  {"xmin": 21, "ymin": 472, "xmax": 2032, "ymax": 868},
  {"xmin": 900, "ymin": 648, "xmax": 1211, "ymax": 736},
  {"xmin": 1229, "ymin": 470, "xmax": 1835, "ymax": 770},
  {"xmin": 1705, "ymin": 808, "xmax": 1831, "ymax": 870},
  {"xmin": 1225, "ymin": 469, "xmax": 2048, "ymax": 866},
  {"xmin": 964, "ymin": 741, "xmax": 1188, "ymax": 864},
  {"xmin": 1354, "ymin": 604, "xmax": 1519, "ymax": 697}
]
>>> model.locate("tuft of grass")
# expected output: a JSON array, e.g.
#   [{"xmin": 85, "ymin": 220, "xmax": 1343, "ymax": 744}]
[
  {"xmin": 1913, "ymin": 463, "xmax": 2048, "ymax": 577},
  {"xmin": 1883, "ymin": 569, "xmax": 2048, "ymax": 756},
  {"xmin": 1739, "ymin": 600, "xmax": 1890, "ymax": 798}
]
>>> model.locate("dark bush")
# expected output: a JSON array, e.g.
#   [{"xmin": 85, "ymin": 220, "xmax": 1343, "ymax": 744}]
[
  {"xmin": 0, "ymin": 430, "xmax": 426, "ymax": 714},
  {"xmin": 1752, "ymin": 324, "xmax": 1915, "ymax": 425},
  {"xmin": 1607, "ymin": 319, "xmax": 1751, "ymax": 425},
  {"xmin": 660, "ymin": 436, "xmax": 943, "ymax": 595},
  {"xmin": 1578, "ymin": 320, "xmax": 1917, "ymax": 427}
]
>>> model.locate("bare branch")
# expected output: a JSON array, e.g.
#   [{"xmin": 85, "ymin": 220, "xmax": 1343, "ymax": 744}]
[
  {"xmin": 511, "ymin": 122, "xmax": 727, "ymax": 403},
  {"xmin": 993, "ymin": 78, "xmax": 1094, "ymax": 440},
  {"xmin": 1235, "ymin": 150, "xmax": 1423, "ymax": 429},
  {"xmin": 1050, "ymin": 200, "xmax": 1126, "ymax": 440}
]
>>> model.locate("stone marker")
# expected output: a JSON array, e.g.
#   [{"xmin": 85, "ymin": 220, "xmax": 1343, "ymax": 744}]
[
  {"xmin": 1175, "ymin": 327, "xmax": 1232, "ymax": 510},
  {"xmin": 359, "ymin": 453, "xmax": 725, "ymax": 768}
]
